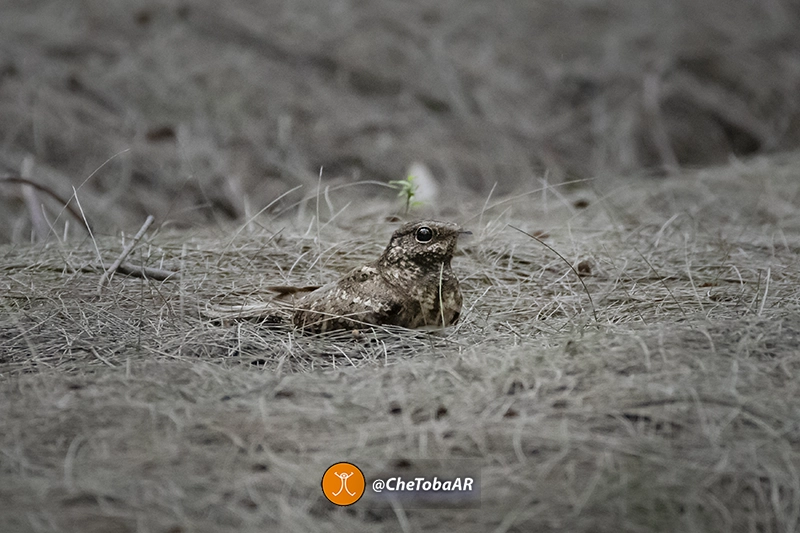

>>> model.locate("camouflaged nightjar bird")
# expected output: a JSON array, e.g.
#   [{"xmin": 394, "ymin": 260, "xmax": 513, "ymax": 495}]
[{"xmin": 292, "ymin": 220, "xmax": 468, "ymax": 333}]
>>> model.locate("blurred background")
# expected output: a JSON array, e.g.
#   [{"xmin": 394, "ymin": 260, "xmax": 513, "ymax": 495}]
[{"xmin": 1, "ymin": 0, "xmax": 799, "ymax": 243}]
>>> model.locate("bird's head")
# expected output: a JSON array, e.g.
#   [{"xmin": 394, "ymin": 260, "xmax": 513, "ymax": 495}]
[{"xmin": 379, "ymin": 220, "xmax": 468, "ymax": 271}]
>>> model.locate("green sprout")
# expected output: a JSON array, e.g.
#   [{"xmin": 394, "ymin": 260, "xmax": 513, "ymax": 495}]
[{"xmin": 389, "ymin": 174, "xmax": 423, "ymax": 214}]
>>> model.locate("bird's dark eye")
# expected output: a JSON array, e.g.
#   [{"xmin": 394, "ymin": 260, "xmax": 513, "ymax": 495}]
[{"xmin": 415, "ymin": 226, "xmax": 434, "ymax": 243}]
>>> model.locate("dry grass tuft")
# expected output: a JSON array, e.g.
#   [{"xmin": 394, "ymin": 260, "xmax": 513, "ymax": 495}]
[{"xmin": 2, "ymin": 155, "xmax": 800, "ymax": 531}]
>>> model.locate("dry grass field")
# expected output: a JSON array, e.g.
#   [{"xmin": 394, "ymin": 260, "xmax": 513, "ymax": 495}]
[
  {"xmin": 2, "ymin": 154, "xmax": 800, "ymax": 532},
  {"xmin": 2, "ymin": 0, "xmax": 800, "ymax": 531},
  {"xmin": 2, "ymin": 0, "xmax": 800, "ymax": 242}
]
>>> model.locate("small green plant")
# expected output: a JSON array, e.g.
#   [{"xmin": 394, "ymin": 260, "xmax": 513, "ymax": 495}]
[{"xmin": 389, "ymin": 174, "xmax": 423, "ymax": 214}]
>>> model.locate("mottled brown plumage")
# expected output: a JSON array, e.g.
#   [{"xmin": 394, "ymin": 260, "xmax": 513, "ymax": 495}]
[{"xmin": 293, "ymin": 220, "xmax": 467, "ymax": 333}]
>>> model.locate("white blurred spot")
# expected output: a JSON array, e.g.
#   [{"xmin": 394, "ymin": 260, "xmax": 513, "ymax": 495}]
[{"xmin": 406, "ymin": 161, "xmax": 439, "ymax": 204}]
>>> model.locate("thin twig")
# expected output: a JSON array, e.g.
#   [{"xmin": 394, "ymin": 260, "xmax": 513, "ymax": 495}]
[
  {"xmin": 0, "ymin": 175, "xmax": 91, "ymax": 234},
  {"xmin": 117, "ymin": 262, "xmax": 178, "ymax": 281},
  {"xmin": 97, "ymin": 215, "xmax": 155, "ymax": 294}
]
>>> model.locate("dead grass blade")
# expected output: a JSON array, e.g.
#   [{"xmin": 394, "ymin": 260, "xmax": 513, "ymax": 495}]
[{"xmin": 508, "ymin": 224, "xmax": 598, "ymax": 322}]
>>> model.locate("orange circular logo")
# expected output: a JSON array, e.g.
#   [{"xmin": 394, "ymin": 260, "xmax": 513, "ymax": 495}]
[{"xmin": 321, "ymin": 462, "xmax": 365, "ymax": 506}]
